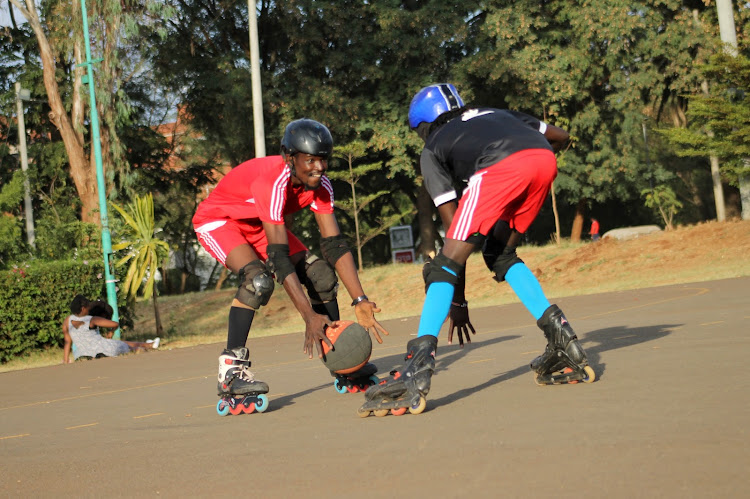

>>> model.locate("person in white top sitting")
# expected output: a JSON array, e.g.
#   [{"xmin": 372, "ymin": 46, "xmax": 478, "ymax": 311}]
[{"xmin": 62, "ymin": 295, "xmax": 159, "ymax": 364}]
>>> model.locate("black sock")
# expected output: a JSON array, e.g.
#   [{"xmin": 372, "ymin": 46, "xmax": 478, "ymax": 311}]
[
  {"xmin": 312, "ymin": 300, "xmax": 340, "ymax": 321},
  {"xmin": 226, "ymin": 307, "xmax": 255, "ymax": 350}
]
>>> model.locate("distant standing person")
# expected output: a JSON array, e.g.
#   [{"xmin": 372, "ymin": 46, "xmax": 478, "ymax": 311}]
[
  {"xmin": 589, "ymin": 218, "xmax": 600, "ymax": 242},
  {"xmin": 62, "ymin": 295, "xmax": 159, "ymax": 363}
]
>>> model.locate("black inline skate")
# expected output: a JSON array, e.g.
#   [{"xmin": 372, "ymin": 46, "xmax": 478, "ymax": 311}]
[
  {"xmin": 216, "ymin": 347, "xmax": 270, "ymax": 416},
  {"xmin": 358, "ymin": 335, "xmax": 437, "ymax": 418},
  {"xmin": 530, "ymin": 305, "xmax": 596, "ymax": 385},
  {"xmin": 332, "ymin": 362, "xmax": 379, "ymax": 394}
]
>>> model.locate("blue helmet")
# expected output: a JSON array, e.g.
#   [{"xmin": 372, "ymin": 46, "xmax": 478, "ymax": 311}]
[{"xmin": 408, "ymin": 83, "xmax": 465, "ymax": 129}]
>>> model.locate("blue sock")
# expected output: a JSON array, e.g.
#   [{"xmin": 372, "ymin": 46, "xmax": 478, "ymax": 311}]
[
  {"xmin": 417, "ymin": 282, "xmax": 454, "ymax": 338},
  {"xmin": 505, "ymin": 263, "xmax": 551, "ymax": 320}
]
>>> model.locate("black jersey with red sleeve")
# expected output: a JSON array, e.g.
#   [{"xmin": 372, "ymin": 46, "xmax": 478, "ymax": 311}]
[{"xmin": 420, "ymin": 108, "xmax": 552, "ymax": 206}]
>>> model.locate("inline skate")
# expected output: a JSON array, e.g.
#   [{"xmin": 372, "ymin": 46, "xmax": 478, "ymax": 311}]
[
  {"xmin": 358, "ymin": 335, "xmax": 437, "ymax": 418},
  {"xmin": 331, "ymin": 362, "xmax": 379, "ymax": 394},
  {"xmin": 530, "ymin": 305, "xmax": 596, "ymax": 385},
  {"xmin": 216, "ymin": 347, "xmax": 270, "ymax": 416}
]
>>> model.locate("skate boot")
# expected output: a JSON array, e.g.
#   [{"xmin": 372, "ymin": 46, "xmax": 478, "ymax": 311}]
[
  {"xmin": 358, "ymin": 335, "xmax": 437, "ymax": 418},
  {"xmin": 332, "ymin": 362, "xmax": 379, "ymax": 394},
  {"xmin": 216, "ymin": 347, "xmax": 270, "ymax": 416},
  {"xmin": 530, "ymin": 305, "xmax": 596, "ymax": 385}
]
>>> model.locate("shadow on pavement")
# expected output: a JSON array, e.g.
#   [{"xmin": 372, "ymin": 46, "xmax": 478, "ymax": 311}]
[{"xmin": 384, "ymin": 323, "xmax": 678, "ymax": 410}]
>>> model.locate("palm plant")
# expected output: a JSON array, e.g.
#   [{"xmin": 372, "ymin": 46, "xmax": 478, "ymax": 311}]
[{"xmin": 111, "ymin": 194, "xmax": 170, "ymax": 336}]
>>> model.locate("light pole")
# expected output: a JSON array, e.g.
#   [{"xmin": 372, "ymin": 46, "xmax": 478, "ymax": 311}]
[
  {"xmin": 79, "ymin": 0, "xmax": 121, "ymax": 338},
  {"xmin": 248, "ymin": 0, "xmax": 266, "ymax": 157},
  {"xmin": 15, "ymin": 82, "xmax": 36, "ymax": 248}
]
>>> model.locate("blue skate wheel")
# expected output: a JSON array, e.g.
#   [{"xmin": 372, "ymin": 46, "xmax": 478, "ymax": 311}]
[
  {"xmin": 368, "ymin": 375, "xmax": 379, "ymax": 386},
  {"xmin": 334, "ymin": 379, "xmax": 348, "ymax": 394},
  {"xmin": 216, "ymin": 399, "xmax": 231, "ymax": 417},
  {"xmin": 254, "ymin": 394, "xmax": 269, "ymax": 413}
]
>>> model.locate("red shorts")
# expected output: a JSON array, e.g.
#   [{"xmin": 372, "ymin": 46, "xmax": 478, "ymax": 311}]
[
  {"xmin": 447, "ymin": 149, "xmax": 557, "ymax": 241},
  {"xmin": 193, "ymin": 219, "xmax": 308, "ymax": 267}
]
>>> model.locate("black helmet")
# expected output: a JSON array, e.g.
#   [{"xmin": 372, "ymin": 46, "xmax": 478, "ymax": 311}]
[{"xmin": 280, "ymin": 119, "xmax": 333, "ymax": 160}]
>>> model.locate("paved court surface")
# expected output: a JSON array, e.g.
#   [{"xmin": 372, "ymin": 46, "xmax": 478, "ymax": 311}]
[{"xmin": 1, "ymin": 277, "xmax": 749, "ymax": 498}]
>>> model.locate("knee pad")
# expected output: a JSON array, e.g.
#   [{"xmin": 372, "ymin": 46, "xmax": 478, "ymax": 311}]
[
  {"xmin": 296, "ymin": 254, "xmax": 338, "ymax": 304},
  {"xmin": 422, "ymin": 253, "xmax": 464, "ymax": 290},
  {"xmin": 235, "ymin": 261, "xmax": 275, "ymax": 309},
  {"xmin": 486, "ymin": 245, "xmax": 524, "ymax": 282}
]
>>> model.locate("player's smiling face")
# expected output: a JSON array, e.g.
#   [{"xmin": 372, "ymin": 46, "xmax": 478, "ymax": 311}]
[{"xmin": 290, "ymin": 153, "xmax": 327, "ymax": 190}]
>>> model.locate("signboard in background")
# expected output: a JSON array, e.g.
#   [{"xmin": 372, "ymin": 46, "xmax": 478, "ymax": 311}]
[
  {"xmin": 389, "ymin": 225, "xmax": 415, "ymax": 264},
  {"xmin": 392, "ymin": 249, "xmax": 416, "ymax": 264},
  {"xmin": 389, "ymin": 225, "xmax": 413, "ymax": 249}
]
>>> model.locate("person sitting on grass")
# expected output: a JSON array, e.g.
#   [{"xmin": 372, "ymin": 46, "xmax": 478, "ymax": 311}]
[{"xmin": 62, "ymin": 295, "xmax": 159, "ymax": 364}]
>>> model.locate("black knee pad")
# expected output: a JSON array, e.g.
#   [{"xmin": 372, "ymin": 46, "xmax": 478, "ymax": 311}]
[
  {"xmin": 295, "ymin": 254, "xmax": 338, "ymax": 304},
  {"xmin": 487, "ymin": 245, "xmax": 524, "ymax": 282},
  {"xmin": 235, "ymin": 261, "xmax": 275, "ymax": 309},
  {"xmin": 422, "ymin": 253, "xmax": 464, "ymax": 290}
]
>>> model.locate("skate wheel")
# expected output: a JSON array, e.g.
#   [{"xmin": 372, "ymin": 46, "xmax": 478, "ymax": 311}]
[
  {"xmin": 255, "ymin": 394, "xmax": 269, "ymax": 413},
  {"xmin": 408, "ymin": 397, "xmax": 427, "ymax": 415},
  {"xmin": 346, "ymin": 386, "xmax": 359, "ymax": 394},
  {"xmin": 229, "ymin": 402, "xmax": 244, "ymax": 416},
  {"xmin": 583, "ymin": 365, "xmax": 596, "ymax": 383},
  {"xmin": 216, "ymin": 399, "xmax": 231, "ymax": 417},
  {"xmin": 357, "ymin": 409, "xmax": 371, "ymax": 418},
  {"xmin": 242, "ymin": 403, "xmax": 256, "ymax": 414},
  {"xmin": 368, "ymin": 375, "xmax": 379, "ymax": 386},
  {"xmin": 334, "ymin": 379, "xmax": 348, "ymax": 394},
  {"xmin": 390, "ymin": 407, "xmax": 407, "ymax": 416},
  {"xmin": 373, "ymin": 409, "xmax": 389, "ymax": 417},
  {"xmin": 533, "ymin": 375, "xmax": 545, "ymax": 387}
]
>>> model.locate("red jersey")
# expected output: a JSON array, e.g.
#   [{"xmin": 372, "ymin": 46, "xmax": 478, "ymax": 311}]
[{"xmin": 193, "ymin": 155, "xmax": 334, "ymax": 225}]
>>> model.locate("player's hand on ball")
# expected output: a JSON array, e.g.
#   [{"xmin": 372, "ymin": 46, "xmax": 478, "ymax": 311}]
[
  {"xmin": 303, "ymin": 313, "xmax": 333, "ymax": 359},
  {"xmin": 448, "ymin": 302, "xmax": 476, "ymax": 348},
  {"xmin": 354, "ymin": 300, "xmax": 389, "ymax": 344}
]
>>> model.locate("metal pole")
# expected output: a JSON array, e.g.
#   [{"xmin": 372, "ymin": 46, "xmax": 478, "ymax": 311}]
[
  {"xmin": 715, "ymin": 0, "xmax": 749, "ymax": 220},
  {"xmin": 248, "ymin": 0, "xmax": 266, "ymax": 157},
  {"xmin": 15, "ymin": 82, "xmax": 36, "ymax": 248},
  {"xmin": 80, "ymin": 0, "xmax": 121, "ymax": 338}
]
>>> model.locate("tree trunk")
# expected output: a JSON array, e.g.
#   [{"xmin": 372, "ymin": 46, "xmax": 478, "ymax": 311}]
[
  {"xmin": 15, "ymin": 0, "xmax": 99, "ymax": 223},
  {"xmin": 570, "ymin": 199, "xmax": 586, "ymax": 242},
  {"xmin": 152, "ymin": 292, "xmax": 163, "ymax": 337},
  {"xmin": 550, "ymin": 180, "xmax": 561, "ymax": 245},
  {"xmin": 416, "ymin": 184, "xmax": 438, "ymax": 259},
  {"xmin": 215, "ymin": 267, "xmax": 229, "ymax": 291},
  {"xmin": 180, "ymin": 270, "xmax": 188, "ymax": 294}
]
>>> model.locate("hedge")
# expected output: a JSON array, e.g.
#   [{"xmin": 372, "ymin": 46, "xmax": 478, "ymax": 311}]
[{"xmin": 0, "ymin": 260, "xmax": 109, "ymax": 363}]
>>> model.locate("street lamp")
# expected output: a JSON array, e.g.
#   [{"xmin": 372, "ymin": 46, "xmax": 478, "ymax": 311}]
[
  {"xmin": 79, "ymin": 0, "xmax": 121, "ymax": 338},
  {"xmin": 15, "ymin": 82, "xmax": 36, "ymax": 248}
]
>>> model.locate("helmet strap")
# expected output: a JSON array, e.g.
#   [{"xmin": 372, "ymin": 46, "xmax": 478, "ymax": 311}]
[{"xmin": 286, "ymin": 154, "xmax": 298, "ymax": 178}]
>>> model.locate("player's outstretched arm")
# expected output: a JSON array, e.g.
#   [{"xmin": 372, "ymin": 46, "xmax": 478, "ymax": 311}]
[
  {"xmin": 263, "ymin": 221, "xmax": 333, "ymax": 359},
  {"xmin": 315, "ymin": 212, "xmax": 389, "ymax": 343}
]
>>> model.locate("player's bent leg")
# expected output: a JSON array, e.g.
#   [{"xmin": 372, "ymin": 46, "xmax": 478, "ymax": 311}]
[{"xmin": 295, "ymin": 253, "xmax": 340, "ymax": 320}]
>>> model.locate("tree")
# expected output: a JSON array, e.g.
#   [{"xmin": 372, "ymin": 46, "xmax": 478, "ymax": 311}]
[
  {"xmin": 642, "ymin": 185, "xmax": 683, "ymax": 230},
  {"xmin": 660, "ymin": 49, "xmax": 750, "ymax": 201},
  {"xmin": 330, "ymin": 141, "xmax": 410, "ymax": 270},
  {"xmin": 5, "ymin": 0, "xmax": 169, "ymax": 222},
  {"xmin": 459, "ymin": 0, "xmax": 715, "ymax": 239},
  {"xmin": 111, "ymin": 193, "xmax": 169, "ymax": 336}
]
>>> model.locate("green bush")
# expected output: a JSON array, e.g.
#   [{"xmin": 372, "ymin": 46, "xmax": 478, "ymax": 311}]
[{"xmin": 0, "ymin": 260, "xmax": 129, "ymax": 363}]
